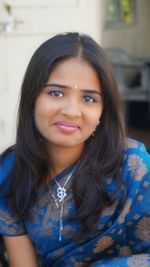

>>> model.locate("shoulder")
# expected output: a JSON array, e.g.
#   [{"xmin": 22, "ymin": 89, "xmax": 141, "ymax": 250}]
[
  {"xmin": 123, "ymin": 138, "xmax": 150, "ymax": 170},
  {"xmin": 0, "ymin": 148, "xmax": 14, "ymax": 185},
  {"xmin": 125, "ymin": 138, "xmax": 149, "ymax": 153},
  {"xmin": 121, "ymin": 138, "xmax": 150, "ymax": 193}
]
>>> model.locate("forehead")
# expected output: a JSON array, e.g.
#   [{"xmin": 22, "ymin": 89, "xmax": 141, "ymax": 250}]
[
  {"xmin": 47, "ymin": 57, "xmax": 101, "ymax": 89},
  {"xmin": 52, "ymin": 56, "xmax": 95, "ymax": 72}
]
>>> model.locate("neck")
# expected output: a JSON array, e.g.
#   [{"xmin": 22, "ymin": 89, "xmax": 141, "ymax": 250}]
[{"xmin": 47, "ymin": 144, "xmax": 84, "ymax": 179}]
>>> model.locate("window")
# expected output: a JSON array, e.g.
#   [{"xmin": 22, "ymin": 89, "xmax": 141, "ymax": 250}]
[{"xmin": 105, "ymin": 0, "xmax": 136, "ymax": 27}]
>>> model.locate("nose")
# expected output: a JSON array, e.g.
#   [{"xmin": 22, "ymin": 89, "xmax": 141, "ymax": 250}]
[{"xmin": 61, "ymin": 98, "xmax": 81, "ymax": 118}]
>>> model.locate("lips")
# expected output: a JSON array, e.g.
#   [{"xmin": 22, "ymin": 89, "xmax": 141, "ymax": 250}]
[{"xmin": 53, "ymin": 121, "xmax": 80, "ymax": 133}]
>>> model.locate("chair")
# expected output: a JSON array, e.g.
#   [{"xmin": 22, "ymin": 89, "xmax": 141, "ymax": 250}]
[{"xmin": 105, "ymin": 48, "xmax": 150, "ymax": 121}]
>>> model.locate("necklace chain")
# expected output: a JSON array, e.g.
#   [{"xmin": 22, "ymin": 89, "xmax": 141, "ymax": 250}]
[
  {"xmin": 47, "ymin": 167, "xmax": 76, "ymax": 241},
  {"xmin": 54, "ymin": 171, "xmax": 73, "ymax": 203},
  {"xmin": 47, "ymin": 183, "xmax": 59, "ymax": 208}
]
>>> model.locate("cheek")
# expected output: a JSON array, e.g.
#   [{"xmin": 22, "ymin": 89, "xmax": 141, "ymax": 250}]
[
  {"xmin": 87, "ymin": 106, "xmax": 103, "ymax": 123},
  {"xmin": 34, "ymin": 98, "xmax": 56, "ymax": 119},
  {"xmin": 34, "ymin": 102, "xmax": 44, "ymax": 125},
  {"xmin": 34, "ymin": 99, "xmax": 49, "ymax": 130}
]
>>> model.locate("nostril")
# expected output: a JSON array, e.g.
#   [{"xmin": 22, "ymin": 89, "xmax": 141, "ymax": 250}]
[{"xmin": 61, "ymin": 102, "xmax": 81, "ymax": 117}]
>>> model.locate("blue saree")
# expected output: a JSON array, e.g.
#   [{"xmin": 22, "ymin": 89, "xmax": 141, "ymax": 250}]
[{"xmin": 0, "ymin": 139, "xmax": 150, "ymax": 267}]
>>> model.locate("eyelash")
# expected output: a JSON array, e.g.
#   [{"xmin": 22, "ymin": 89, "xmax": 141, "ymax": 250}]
[
  {"xmin": 47, "ymin": 90, "xmax": 97, "ymax": 103},
  {"xmin": 48, "ymin": 90, "xmax": 64, "ymax": 97},
  {"xmin": 83, "ymin": 96, "xmax": 96, "ymax": 103}
]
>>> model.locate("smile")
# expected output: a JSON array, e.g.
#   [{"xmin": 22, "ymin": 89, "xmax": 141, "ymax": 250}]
[{"xmin": 53, "ymin": 121, "xmax": 80, "ymax": 133}]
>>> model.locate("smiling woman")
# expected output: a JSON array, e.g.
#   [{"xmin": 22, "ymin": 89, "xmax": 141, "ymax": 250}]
[
  {"xmin": 34, "ymin": 57, "xmax": 103, "ymax": 151},
  {"xmin": 0, "ymin": 32, "xmax": 150, "ymax": 267}
]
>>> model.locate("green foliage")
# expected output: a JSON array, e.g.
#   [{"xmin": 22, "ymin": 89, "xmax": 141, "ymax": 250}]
[
  {"xmin": 4, "ymin": 3, "xmax": 12, "ymax": 15},
  {"xmin": 121, "ymin": 0, "xmax": 133, "ymax": 22},
  {"xmin": 106, "ymin": 0, "xmax": 134, "ymax": 25}
]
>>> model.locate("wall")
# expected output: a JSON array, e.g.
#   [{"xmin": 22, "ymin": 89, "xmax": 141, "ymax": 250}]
[
  {"xmin": 0, "ymin": 0, "xmax": 102, "ymax": 151},
  {"xmin": 101, "ymin": 0, "xmax": 150, "ymax": 58}
]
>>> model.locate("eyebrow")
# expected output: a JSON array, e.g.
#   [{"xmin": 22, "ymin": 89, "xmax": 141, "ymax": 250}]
[{"xmin": 45, "ymin": 83, "xmax": 102, "ymax": 96}]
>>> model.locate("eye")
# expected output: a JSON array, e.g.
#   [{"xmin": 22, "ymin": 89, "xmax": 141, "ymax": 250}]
[
  {"xmin": 82, "ymin": 96, "xmax": 96, "ymax": 103},
  {"xmin": 48, "ymin": 90, "xmax": 64, "ymax": 97}
]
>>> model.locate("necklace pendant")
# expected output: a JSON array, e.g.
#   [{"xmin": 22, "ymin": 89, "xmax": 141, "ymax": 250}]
[
  {"xmin": 54, "ymin": 201, "xmax": 59, "ymax": 209},
  {"xmin": 57, "ymin": 186, "xmax": 67, "ymax": 202}
]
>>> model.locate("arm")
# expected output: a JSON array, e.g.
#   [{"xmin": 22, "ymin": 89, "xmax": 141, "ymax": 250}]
[{"xmin": 3, "ymin": 235, "xmax": 40, "ymax": 267}]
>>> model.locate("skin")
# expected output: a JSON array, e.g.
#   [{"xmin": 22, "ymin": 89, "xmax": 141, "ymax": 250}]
[
  {"xmin": 3, "ymin": 57, "xmax": 103, "ymax": 266},
  {"xmin": 3, "ymin": 235, "xmax": 40, "ymax": 267},
  {"xmin": 34, "ymin": 57, "xmax": 103, "ymax": 177}
]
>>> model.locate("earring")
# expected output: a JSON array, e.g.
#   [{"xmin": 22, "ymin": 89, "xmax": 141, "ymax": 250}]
[
  {"xmin": 96, "ymin": 120, "xmax": 100, "ymax": 126},
  {"xmin": 92, "ymin": 120, "xmax": 100, "ymax": 137}
]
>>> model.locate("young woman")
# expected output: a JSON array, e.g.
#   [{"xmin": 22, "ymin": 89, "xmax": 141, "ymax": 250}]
[{"xmin": 0, "ymin": 32, "xmax": 150, "ymax": 267}]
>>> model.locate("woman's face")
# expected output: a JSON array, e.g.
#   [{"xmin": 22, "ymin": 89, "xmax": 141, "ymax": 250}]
[{"xmin": 34, "ymin": 57, "xmax": 103, "ymax": 151}]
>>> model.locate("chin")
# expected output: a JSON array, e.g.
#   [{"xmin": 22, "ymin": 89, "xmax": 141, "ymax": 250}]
[{"xmin": 47, "ymin": 138, "xmax": 84, "ymax": 148}]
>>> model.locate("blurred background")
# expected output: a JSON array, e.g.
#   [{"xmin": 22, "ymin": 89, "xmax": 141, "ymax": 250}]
[{"xmin": 0, "ymin": 0, "xmax": 150, "ymax": 153}]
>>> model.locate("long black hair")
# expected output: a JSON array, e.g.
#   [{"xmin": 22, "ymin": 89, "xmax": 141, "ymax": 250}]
[{"xmin": 1, "ymin": 32, "xmax": 126, "ymax": 237}]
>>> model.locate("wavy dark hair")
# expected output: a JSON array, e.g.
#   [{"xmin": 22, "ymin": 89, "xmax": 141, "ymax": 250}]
[{"xmin": 1, "ymin": 32, "xmax": 126, "ymax": 237}]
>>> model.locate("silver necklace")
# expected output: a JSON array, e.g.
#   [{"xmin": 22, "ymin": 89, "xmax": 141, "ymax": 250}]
[{"xmin": 47, "ymin": 168, "xmax": 75, "ymax": 241}]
